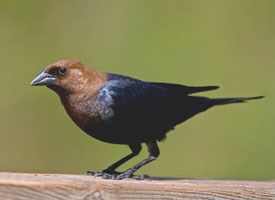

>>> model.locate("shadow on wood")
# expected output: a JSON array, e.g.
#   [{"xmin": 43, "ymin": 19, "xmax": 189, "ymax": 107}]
[{"xmin": 0, "ymin": 172, "xmax": 274, "ymax": 200}]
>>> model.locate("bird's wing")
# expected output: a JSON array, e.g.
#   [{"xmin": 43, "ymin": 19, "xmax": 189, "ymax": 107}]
[
  {"xmin": 97, "ymin": 76, "xmax": 174, "ymax": 139},
  {"xmin": 100, "ymin": 78, "xmax": 166, "ymax": 116},
  {"xmin": 96, "ymin": 75, "xmax": 216, "ymax": 142},
  {"xmin": 149, "ymin": 82, "xmax": 219, "ymax": 94}
]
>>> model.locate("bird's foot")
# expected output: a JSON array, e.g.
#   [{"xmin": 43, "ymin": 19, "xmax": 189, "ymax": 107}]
[
  {"xmin": 101, "ymin": 170, "xmax": 150, "ymax": 180},
  {"xmin": 87, "ymin": 170, "xmax": 121, "ymax": 177},
  {"xmin": 97, "ymin": 171, "xmax": 132, "ymax": 180},
  {"xmin": 87, "ymin": 169, "xmax": 133, "ymax": 180},
  {"xmin": 87, "ymin": 170, "xmax": 150, "ymax": 180}
]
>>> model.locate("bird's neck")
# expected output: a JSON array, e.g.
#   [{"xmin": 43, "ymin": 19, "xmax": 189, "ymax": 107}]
[{"xmin": 55, "ymin": 69, "xmax": 108, "ymax": 130}]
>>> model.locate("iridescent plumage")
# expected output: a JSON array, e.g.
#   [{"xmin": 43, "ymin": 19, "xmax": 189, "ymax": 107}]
[{"xmin": 31, "ymin": 59, "xmax": 264, "ymax": 179}]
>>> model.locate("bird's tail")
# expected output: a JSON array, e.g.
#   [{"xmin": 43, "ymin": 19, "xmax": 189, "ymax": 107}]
[{"xmin": 211, "ymin": 96, "xmax": 265, "ymax": 106}]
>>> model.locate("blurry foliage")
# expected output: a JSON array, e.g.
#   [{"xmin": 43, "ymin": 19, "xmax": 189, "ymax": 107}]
[{"xmin": 0, "ymin": 0, "xmax": 274, "ymax": 180}]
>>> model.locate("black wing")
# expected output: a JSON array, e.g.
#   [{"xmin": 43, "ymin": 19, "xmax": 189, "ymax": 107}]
[
  {"xmin": 99, "ymin": 74, "xmax": 214, "ymax": 142},
  {"xmin": 150, "ymin": 82, "xmax": 219, "ymax": 94}
]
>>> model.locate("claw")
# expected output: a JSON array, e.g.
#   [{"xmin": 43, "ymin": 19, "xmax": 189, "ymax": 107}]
[
  {"xmin": 106, "ymin": 170, "xmax": 134, "ymax": 180},
  {"xmin": 87, "ymin": 170, "xmax": 148, "ymax": 180},
  {"xmin": 102, "ymin": 173, "xmax": 115, "ymax": 179},
  {"xmin": 87, "ymin": 170, "xmax": 123, "ymax": 179},
  {"xmin": 87, "ymin": 170, "xmax": 106, "ymax": 177}
]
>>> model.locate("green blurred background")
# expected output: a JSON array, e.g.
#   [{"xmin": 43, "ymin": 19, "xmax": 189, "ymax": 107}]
[{"xmin": 0, "ymin": 0, "xmax": 274, "ymax": 180}]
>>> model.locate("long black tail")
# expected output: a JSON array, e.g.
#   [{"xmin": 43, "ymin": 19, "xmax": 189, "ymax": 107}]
[{"xmin": 211, "ymin": 96, "xmax": 265, "ymax": 106}]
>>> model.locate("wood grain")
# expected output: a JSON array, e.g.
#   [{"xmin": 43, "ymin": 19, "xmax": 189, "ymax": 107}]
[{"xmin": 0, "ymin": 172, "xmax": 274, "ymax": 200}]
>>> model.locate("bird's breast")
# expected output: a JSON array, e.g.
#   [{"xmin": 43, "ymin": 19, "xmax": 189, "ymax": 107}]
[{"xmin": 60, "ymin": 93, "xmax": 115, "ymax": 136}]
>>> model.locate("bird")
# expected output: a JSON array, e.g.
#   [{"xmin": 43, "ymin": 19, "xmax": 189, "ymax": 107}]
[{"xmin": 31, "ymin": 59, "xmax": 264, "ymax": 180}]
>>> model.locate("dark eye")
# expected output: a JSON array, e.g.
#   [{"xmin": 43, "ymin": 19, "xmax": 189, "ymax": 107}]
[{"xmin": 58, "ymin": 67, "xmax": 67, "ymax": 76}]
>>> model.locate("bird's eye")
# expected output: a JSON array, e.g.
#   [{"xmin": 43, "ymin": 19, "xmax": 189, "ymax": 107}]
[{"xmin": 58, "ymin": 67, "xmax": 67, "ymax": 76}]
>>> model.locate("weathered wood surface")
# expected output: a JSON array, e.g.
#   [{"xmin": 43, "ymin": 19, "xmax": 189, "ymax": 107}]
[{"xmin": 0, "ymin": 173, "xmax": 274, "ymax": 200}]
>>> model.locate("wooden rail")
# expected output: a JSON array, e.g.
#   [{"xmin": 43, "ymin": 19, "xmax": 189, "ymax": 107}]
[{"xmin": 0, "ymin": 172, "xmax": 274, "ymax": 200}]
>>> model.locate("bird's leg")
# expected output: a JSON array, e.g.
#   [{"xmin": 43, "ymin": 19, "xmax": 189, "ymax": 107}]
[
  {"xmin": 87, "ymin": 144, "xmax": 141, "ymax": 177},
  {"xmin": 112, "ymin": 141, "xmax": 160, "ymax": 180},
  {"xmin": 102, "ymin": 143, "xmax": 142, "ymax": 174}
]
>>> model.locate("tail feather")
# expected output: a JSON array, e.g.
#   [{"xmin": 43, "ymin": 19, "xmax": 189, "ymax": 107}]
[
  {"xmin": 212, "ymin": 96, "xmax": 265, "ymax": 106},
  {"xmin": 186, "ymin": 85, "xmax": 220, "ymax": 94}
]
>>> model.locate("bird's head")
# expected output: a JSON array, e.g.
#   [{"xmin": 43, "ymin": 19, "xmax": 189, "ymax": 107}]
[{"xmin": 31, "ymin": 59, "xmax": 106, "ymax": 95}]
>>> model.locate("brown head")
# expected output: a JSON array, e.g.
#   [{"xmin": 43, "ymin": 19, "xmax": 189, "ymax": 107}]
[{"xmin": 31, "ymin": 59, "xmax": 107, "ymax": 96}]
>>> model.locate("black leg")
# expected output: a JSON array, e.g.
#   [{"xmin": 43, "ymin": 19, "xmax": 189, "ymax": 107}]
[
  {"xmin": 87, "ymin": 143, "xmax": 142, "ymax": 177},
  {"xmin": 102, "ymin": 143, "xmax": 142, "ymax": 173},
  {"xmin": 114, "ymin": 141, "xmax": 160, "ymax": 180}
]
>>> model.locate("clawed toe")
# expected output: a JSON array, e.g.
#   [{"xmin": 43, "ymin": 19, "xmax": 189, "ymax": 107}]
[
  {"xmin": 87, "ymin": 170, "xmax": 122, "ymax": 178},
  {"xmin": 107, "ymin": 171, "xmax": 134, "ymax": 180},
  {"xmin": 87, "ymin": 170, "xmax": 149, "ymax": 180},
  {"xmin": 87, "ymin": 171, "xmax": 105, "ymax": 177}
]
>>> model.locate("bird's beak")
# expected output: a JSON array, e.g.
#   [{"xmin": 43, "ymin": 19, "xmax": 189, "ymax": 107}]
[{"xmin": 31, "ymin": 71, "xmax": 56, "ymax": 86}]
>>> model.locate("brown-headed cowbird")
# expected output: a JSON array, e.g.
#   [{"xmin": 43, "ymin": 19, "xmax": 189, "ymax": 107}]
[{"xmin": 31, "ymin": 59, "xmax": 264, "ymax": 180}]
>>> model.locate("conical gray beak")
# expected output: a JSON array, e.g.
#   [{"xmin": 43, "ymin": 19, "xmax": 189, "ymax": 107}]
[{"xmin": 31, "ymin": 71, "xmax": 56, "ymax": 86}]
